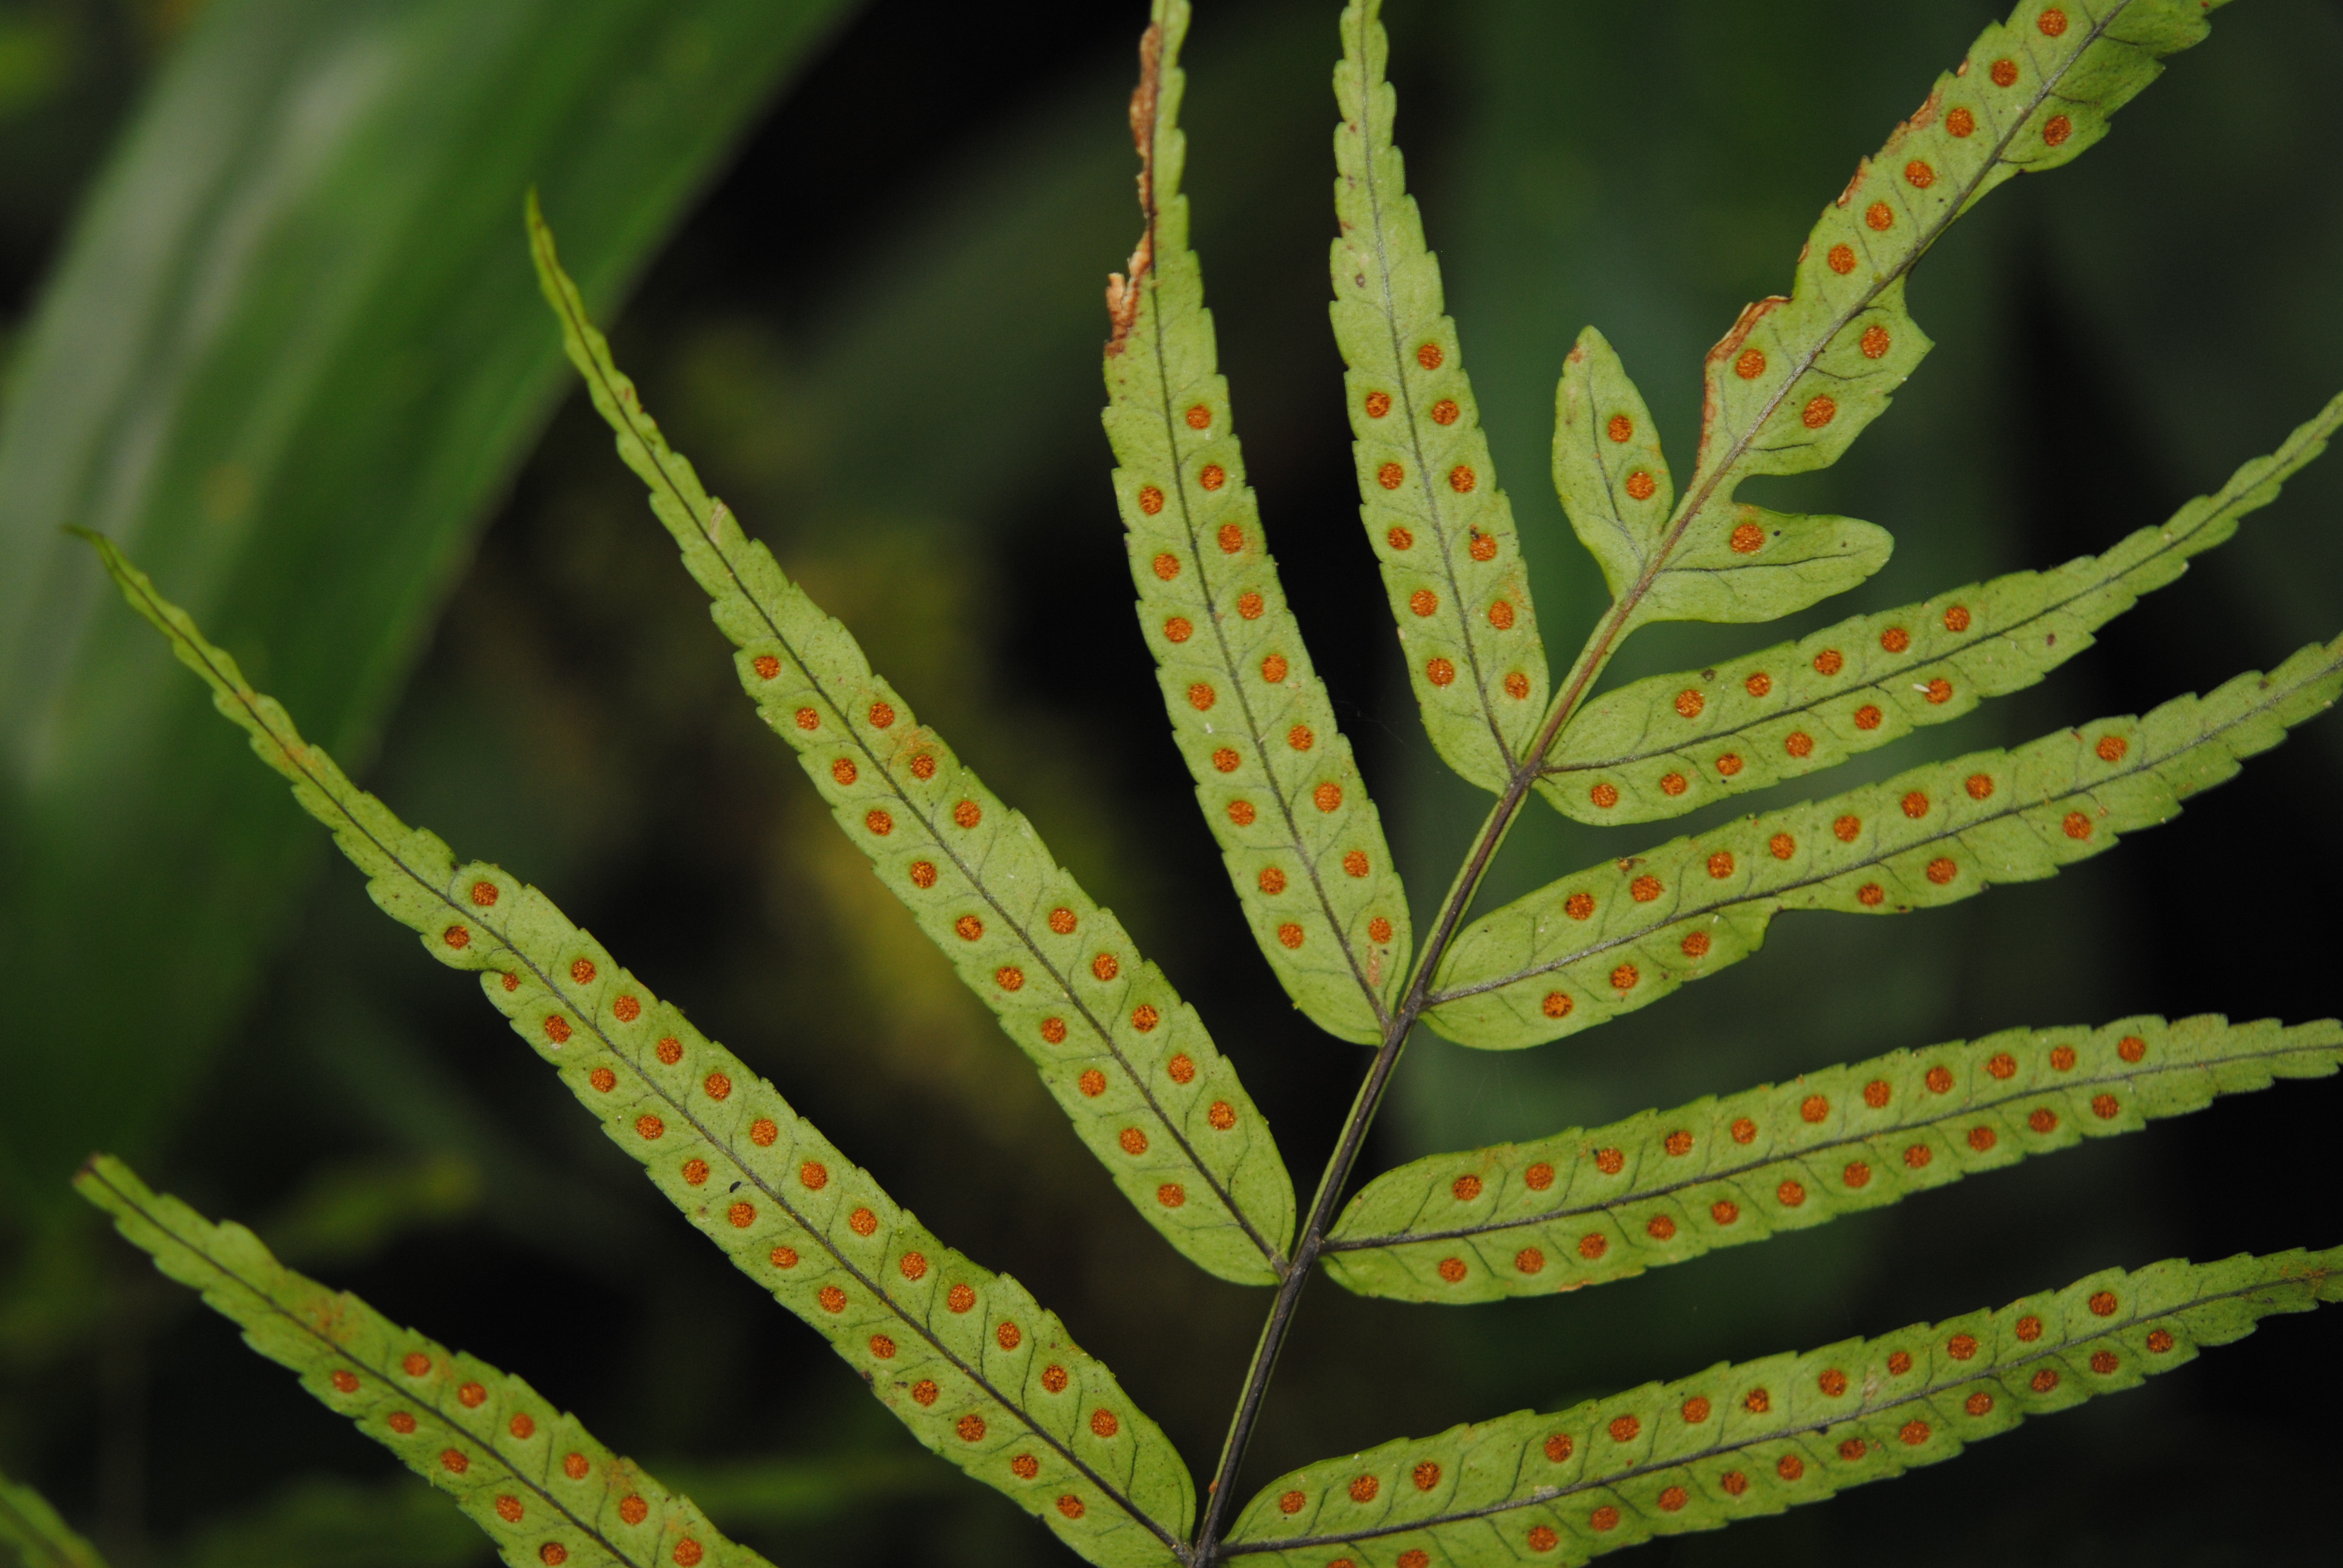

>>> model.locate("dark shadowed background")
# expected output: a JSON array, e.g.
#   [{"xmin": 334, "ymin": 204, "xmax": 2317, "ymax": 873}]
[{"xmin": 1, "ymin": 0, "xmax": 2339, "ymax": 1563}]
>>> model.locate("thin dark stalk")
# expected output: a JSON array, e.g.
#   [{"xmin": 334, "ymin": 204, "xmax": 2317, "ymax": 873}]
[
  {"xmin": 1187, "ymin": 577, "xmax": 1631, "ymax": 1563},
  {"xmin": 1185, "ymin": 8, "xmax": 2140, "ymax": 1549}
]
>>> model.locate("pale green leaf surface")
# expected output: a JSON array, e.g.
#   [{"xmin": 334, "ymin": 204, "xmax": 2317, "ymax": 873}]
[
  {"xmin": 0, "ymin": 1467, "xmax": 102, "ymax": 1568},
  {"xmin": 1332, "ymin": 0, "xmax": 1550, "ymax": 795},
  {"xmin": 1552, "ymin": 326, "xmax": 1676, "ymax": 604},
  {"xmin": 1325, "ymin": 1014, "xmax": 2341, "ymax": 1302},
  {"xmin": 85, "ymin": 539, "xmax": 1193, "ymax": 1568},
  {"xmin": 1101, "ymin": 0, "xmax": 1412, "ymax": 1045},
  {"xmin": 532, "ymin": 203, "xmax": 1293, "ymax": 1284},
  {"xmin": 77, "ymin": 1157, "xmax": 771, "ymax": 1568},
  {"xmin": 0, "ymin": 0, "xmax": 855, "ymax": 1214},
  {"xmin": 1430, "ymin": 637, "xmax": 2343, "ymax": 1048},
  {"xmin": 1227, "ymin": 1246, "xmax": 2343, "ymax": 1564},
  {"xmin": 1552, "ymin": 325, "xmax": 1894, "ymax": 629},
  {"xmin": 1634, "ymin": 505, "xmax": 1894, "ymax": 627},
  {"xmin": 1546, "ymin": 0, "xmax": 2223, "ymax": 664},
  {"xmin": 1544, "ymin": 390, "xmax": 2343, "ymax": 824}
]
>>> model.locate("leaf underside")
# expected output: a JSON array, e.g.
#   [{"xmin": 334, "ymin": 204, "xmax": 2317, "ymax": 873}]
[
  {"xmin": 1325, "ymin": 1014, "xmax": 2341, "ymax": 1301},
  {"xmin": 1330, "ymin": 0, "xmax": 1552, "ymax": 795},
  {"xmin": 1545, "ymin": 390, "xmax": 2342, "ymax": 825},
  {"xmin": 59, "ymin": 7, "xmax": 2328, "ymax": 1568},
  {"xmin": 77, "ymin": 1157, "xmax": 772, "ymax": 1568},
  {"xmin": 1429, "ymin": 635, "xmax": 2343, "ymax": 1049},
  {"xmin": 1552, "ymin": 324, "xmax": 1896, "ymax": 635},
  {"xmin": 531, "ymin": 198, "xmax": 1294, "ymax": 1285},
  {"xmin": 1529, "ymin": 0, "xmax": 2233, "ymax": 821},
  {"xmin": 1229, "ymin": 1246, "xmax": 2342, "ymax": 1564},
  {"xmin": 85, "ymin": 537, "xmax": 1193, "ymax": 1568},
  {"xmin": 1101, "ymin": 0, "xmax": 1414, "ymax": 1045}
]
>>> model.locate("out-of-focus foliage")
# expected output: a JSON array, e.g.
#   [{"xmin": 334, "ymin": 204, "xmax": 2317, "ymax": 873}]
[
  {"xmin": 0, "ymin": 0, "xmax": 853, "ymax": 1222},
  {"xmin": 1, "ymin": 1457, "xmax": 106, "ymax": 1568},
  {"xmin": 1, "ymin": 1, "xmax": 2338, "ymax": 1565}
]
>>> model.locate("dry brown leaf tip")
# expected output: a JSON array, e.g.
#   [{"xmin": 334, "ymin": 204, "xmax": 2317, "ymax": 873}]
[{"xmin": 1107, "ymin": 21, "xmax": 1165, "ymax": 356}]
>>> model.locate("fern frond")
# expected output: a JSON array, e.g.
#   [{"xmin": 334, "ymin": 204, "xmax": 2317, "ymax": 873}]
[
  {"xmin": 83, "ymin": 540, "xmax": 1196, "ymax": 1568},
  {"xmin": 1226, "ymin": 1244, "xmax": 2342, "ymax": 1564},
  {"xmin": 0, "ymin": 1468, "xmax": 102, "ymax": 1568},
  {"xmin": 528, "ymin": 201, "xmax": 1294, "ymax": 1284},
  {"xmin": 1533, "ymin": 0, "xmax": 2224, "ymax": 718},
  {"xmin": 1101, "ymin": 0, "xmax": 1413, "ymax": 1044},
  {"xmin": 75, "ymin": 1157, "xmax": 772, "ymax": 1568},
  {"xmin": 1552, "ymin": 327, "xmax": 1894, "ymax": 630},
  {"xmin": 1330, "ymin": 0, "xmax": 1550, "ymax": 794},
  {"xmin": 1544, "ymin": 391, "xmax": 2343, "ymax": 824},
  {"xmin": 1429, "ymin": 637, "xmax": 2343, "ymax": 1047},
  {"xmin": 1323, "ymin": 1014, "xmax": 2341, "ymax": 1301}
]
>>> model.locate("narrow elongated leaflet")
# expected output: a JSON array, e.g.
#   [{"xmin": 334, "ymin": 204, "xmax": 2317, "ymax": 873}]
[
  {"xmin": 1547, "ymin": 391, "xmax": 2343, "ymax": 825},
  {"xmin": 0, "ymin": 1468, "xmax": 103, "ymax": 1568},
  {"xmin": 1103, "ymin": 0, "xmax": 1412, "ymax": 1045},
  {"xmin": 77, "ymin": 1157, "xmax": 771, "ymax": 1568},
  {"xmin": 85, "ymin": 540, "xmax": 1193, "ymax": 1568},
  {"xmin": 1430, "ymin": 637, "xmax": 2343, "ymax": 1048},
  {"xmin": 1550, "ymin": 326, "xmax": 1892, "ymax": 631},
  {"xmin": 1227, "ymin": 1246, "xmax": 2343, "ymax": 1564},
  {"xmin": 1529, "ymin": 0, "xmax": 2230, "ymax": 779},
  {"xmin": 1325, "ymin": 1014, "xmax": 2341, "ymax": 1302},
  {"xmin": 531, "ymin": 204, "xmax": 1291, "ymax": 1283},
  {"xmin": 1330, "ymin": 0, "xmax": 1549, "ymax": 794},
  {"xmin": 0, "ymin": 0, "xmax": 856, "ymax": 1217}
]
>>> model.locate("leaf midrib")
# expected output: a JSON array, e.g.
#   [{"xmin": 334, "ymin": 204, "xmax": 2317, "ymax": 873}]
[
  {"xmin": 1512, "ymin": 0, "xmax": 2133, "ymax": 796},
  {"xmin": 1324, "ymin": 1034, "xmax": 2330, "ymax": 1252},
  {"xmin": 552, "ymin": 284, "xmax": 1282, "ymax": 1282},
  {"xmin": 82, "ymin": 1166, "xmax": 662, "ymax": 1568},
  {"xmin": 1430, "ymin": 642, "xmax": 2339, "ymax": 1004},
  {"xmin": 1223, "ymin": 1269, "xmax": 2322, "ymax": 1552},
  {"xmin": 1345, "ymin": 38, "xmax": 1518, "ymax": 772},
  {"xmin": 116, "ymin": 564, "xmax": 1184, "ymax": 1558},
  {"xmin": 1545, "ymin": 405, "xmax": 2332, "ymax": 779},
  {"xmin": 1138, "ymin": 113, "xmax": 1392, "ymax": 1043}
]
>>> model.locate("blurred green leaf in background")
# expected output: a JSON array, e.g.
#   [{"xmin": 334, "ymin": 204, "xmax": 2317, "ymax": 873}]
[{"xmin": 0, "ymin": 0, "xmax": 853, "ymax": 1218}]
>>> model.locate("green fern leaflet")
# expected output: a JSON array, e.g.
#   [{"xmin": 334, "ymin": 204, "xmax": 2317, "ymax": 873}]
[
  {"xmin": 1430, "ymin": 639, "xmax": 2343, "ymax": 1048},
  {"xmin": 1563, "ymin": 0, "xmax": 2226, "ymax": 650},
  {"xmin": 51, "ymin": 0, "xmax": 2343, "ymax": 1563},
  {"xmin": 1100, "ymin": 0, "xmax": 1415, "ymax": 1045},
  {"xmin": 78, "ymin": 1157, "xmax": 772, "ymax": 1568},
  {"xmin": 1228, "ymin": 1247, "xmax": 2342, "ymax": 1564},
  {"xmin": 530, "ymin": 201, "xmax": 1295, "ymax": 1284},
  {"xmin": 1546, "ymin": 392, "xmax": 2342, "ymax": 824},
  {"xmin": 1326, "ymin": 1014, "xmax": 2342, "ymax": 1301},
  {"xmin": 84, "ymin": 538, "xmax": 1193, "ymax": 1568},
  {"xmin": 1329, "ymin": 0, "xmax": 1550, "ymax": 794}
]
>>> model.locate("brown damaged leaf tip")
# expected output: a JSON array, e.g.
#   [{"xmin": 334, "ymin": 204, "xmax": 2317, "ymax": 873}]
[
  {"xmin": 1708, "ymin": 297, "xmax": 1789, "ymax": 369},
  {"xmin": 1106, "ymin": 21, "xmax": 1165, "ymax": 356},
  {"xmin": 1836, "ymin": 157, "xmax": 1871, "ymax": 209},
  {"xmin": 1699, "ymin": 295, "xmax": 1789, "ymax": 461}
]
